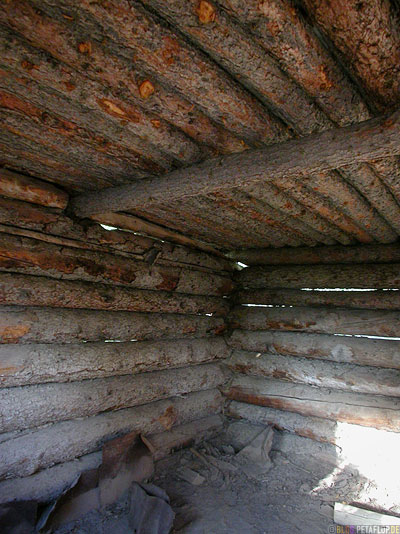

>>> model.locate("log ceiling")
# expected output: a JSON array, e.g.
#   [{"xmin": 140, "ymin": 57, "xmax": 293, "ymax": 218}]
[{"xmin": 1, "ymin": 0, "xmax": 400, "ymax": 251}]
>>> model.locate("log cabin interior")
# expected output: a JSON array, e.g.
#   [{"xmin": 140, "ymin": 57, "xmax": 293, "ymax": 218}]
[{"xmin": 0, "ymin": 0, "xmax": 400, "ymax": 532}]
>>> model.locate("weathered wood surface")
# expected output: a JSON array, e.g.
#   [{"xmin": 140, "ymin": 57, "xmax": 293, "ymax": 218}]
[
  {"xmin": 0, "ymin": 168, "xmax": 68, "ymax": 209},
  {"xmin": 0, "ymin": 273, "xmax": 230, "ymax": 316},
  {"xmin": 334, "ymin": 503, "xmax": 400, "ymax": 528},
  {"xmin": 0, "ymin": 307, "xmax": 225, "ymax": 344},
  {"xmin": 0, "ymin": 388, "xmax": 224, "ymax": 479},
  {"xmin": 71, "ymin": 108, "xmax": 400, "ymax": 216},
  {"xmin": 238, "ymin": 263, "xmax": 400, "ymax": 289},
  {"xmin": 230, "ymin": 243, "xmax": 400, "ymax": 266},
  {"xmin": 230, "ymin": 306, "xmax": 400, "ymax": 337},
  {"xmin": 147, "ymin": 414, "xmax": 224, "ymax": 461},
  {"xmin": 224, "ymin": 376, "xmax": 400, "ymax": 432},
  {"xmin": 228, "ymin": 401, "xmax": 339, "ymax": 445},
  {"xmin": 0, "ymin": 363, "xmax": 226, "ymax": 433},
  {"xmin": 228, "ymin": 350, "xmax": 400, "ymax": 397},
  {"xmin": 0, "ymin": 338, "xmax": 229, "ymax": 387},
  {"xmin": 236, "ymin": 288, "xmax": 400, "ymax": 310},
  {"xmin": 229, "ymin": 330, "xmax": 400, "ymax": 369},
  {"xmin": 0, "ymin": 198, "xmax": 232, "ymax": 272},
  {"xmin": 0, "ymin": 233, "xmax": 234, "ymax": 296}
]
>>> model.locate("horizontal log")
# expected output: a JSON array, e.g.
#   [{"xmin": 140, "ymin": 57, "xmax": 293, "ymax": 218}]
[
  {"xmin": 0, "ymin": 233, "xmax": 234, "ymax": 296},
  {"xmin": 224, "ymin": 375, "xmax": 400, "ymax": 432},
  {"xmin": 71, "ymin": 107, "xmax": 400, "ymax": 216},
  {"xmin": 230, "ymin": 242, "xmax": 400, "ymax": 266},
  {"xmin": 0, "ymin": 337, "xmax": 229, "ymax": 387},
  {"xmin": 146, "ymin": 414, "xmax": 224, "ymax": 461},
  {"xmin": 0, "ymin": 363, "xmax": 226, "ymax": 433},
  {"xmin": 230, "ymin": 306, "xmax": 400, "ymax": 337},
  {"xmin": 227, "ymin": 401, "xmax": 339, "ymax": 445},
  {"xmin": 0, "ymin": 273, "xmax": 230, "ymax": 316},
  {"xmin": 236, "ymin": 288, "xmax": 400, "ymax": 310},
  {"xmin": 229, "ymin": 330, "xmax": 400, "ymax": 369},
  {"xmin": 228, "ymin": 350, "xmax": 400, "ymax": 397},
  {"xmin": 0, "ymin": 168, "xmax": 68, "ymax": 209},
  {"xmin": 0, "ymin": 307, "xmax": 226, "ymax": 344},
  {"xmin": 0, "ymin": 198, "xmax": 232, "ymax": 272},
  {"xmin": 238, "ymin": 263, "xmax": 400, "ymax": 289},
  {"xmin": 0, "ymin": 388, "xmax": 224, "ymax": 479}
]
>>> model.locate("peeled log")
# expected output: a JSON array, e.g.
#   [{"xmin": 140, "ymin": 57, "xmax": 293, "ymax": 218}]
[
  {"xmin": 228, "ymin": 350, "xmax": 400, "ymax": 397},
  {"xmin": 0, "ymin": 233, "xmax": 234, "ymax": 296},
  {"xmin": 230, "ymin": 306, "xmax": 400, "ymax": 337},
  {"xmin": 0, "ymin": 273, "xmax": 230, "ymax": 316},
  {"xmin": 236, "ymin": 288, "xmax": 400, "ymax": 310},
  {"xmin": 230, "ymin": 243, "xmax": 400, "ymax": 266},
  {"xmin": 0, "ymin": 306, "xmax": 225, "ymax": 344},
  {"xmin": 0, "ymin": 363, "xmax": 227, "ymax": 433},
  {"xmin": 0, "ymin": 168, "xmax": 68, "ymax": 209},
  {"xmin": 0, "ymin": 337, "xmax": 229, "ymax": 387},
  {"xmin": 229, "ymin": 330, "xmax": 400, "ymax": 369},
  {"xmin": 238, "ymin": 263, "xmax": 400, "ymax": 289},
  {"xmin": 224, "ymin": 375, "xmax": 400, "ymax": 432},
  {"xmin": 0, "ymin": 388, "xmax": 224, "ymax": 479}
]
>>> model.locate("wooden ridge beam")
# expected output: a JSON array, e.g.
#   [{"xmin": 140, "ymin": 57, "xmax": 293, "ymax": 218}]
[{"xmin": 71, "ymin": 108, "xmax": 400, "ymax": 217}]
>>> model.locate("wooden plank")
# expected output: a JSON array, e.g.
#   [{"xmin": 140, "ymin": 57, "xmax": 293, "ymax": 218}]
[
  {"xmin": 0, "ymin": 273, "xmax": 230, "ymax": 316},
  {"xmin": 236, "ymin": 288, "xmax": 400, "ymax": 310},
  {"xmin": 230, "ymin": 306, "xmax": 400, "ymax": 337},
  {"xmin": 0, "ymin": 337, "xmax": 229, "ymax": 387},
  {"xmin": 0, "ymin": 362, "xmax": 226, "ymax": 433},
  {"xmin": 334, "ymin": 503, "xmax": 400, "ymax": 527},
  {"xmin": 0, "ymin": 168, "xmax": 68, "ymax": 209},
  {"xmin": 0, "ymin": 306, "xmax": 226, "ymax": 344},
  {"xmin": 90, "ymin": 212, "xmax": 224, "ymax": 256},
  {"xmin": 0, "ymin": 388, "xmax": 224, "ymax": 479},
  {"xmin": 228, "ymin": 350, "xmax": 400, "ymax": 397},
  {"xmin": 229, "ymin": 330, "xmax": 400, "ymax": 369},
  {"xmin": 227, "ymin": 401, "xmax": 339, "ymax": 445},
  {"xmin": 229, "ymin": 243, "xmax": 400, "ymax": 266},
  {"xmin": 223, "ymin": 375, "xmax": 400, "ymax": 432},
  {"xmin": 70, "ymin": 108, "xmax": 400, "ymax": 217},
  {"xmin": 0, "ymin": 233, "xmax": 234, "ymax": 296},
  {"xmin": 238, "ymin": 263, "xmax": 400, "ymax": 289}
]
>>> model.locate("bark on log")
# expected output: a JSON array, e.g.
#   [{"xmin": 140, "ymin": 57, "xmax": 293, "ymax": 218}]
[
  {"xmin": 0, "ymin": 307, "xmax": 226, "ymax": 344},
  {"xmin": 70, "ymin": 108, "xmax": 400, "ymax": 216},
  {"xmin": 0, "ymin": 337, "xmax": 229, "ymax": 387},
  {"xmin": 0, "ymin": 363, "xmax": 227, "ymax": 433},
  {"xmin": 229, "ymin": 330, "xmax": 400, "ymax": 369},
  {"xmin": 0, "ymin": 198, "xmax": 232, "ymax": 272},
  {"xmin": 230, "ymin": 242, "xmax": 400, "ymax": 266},
  {"xmin": 0, "ymin": 233, "xmax": 234, "ymax": 296},
  {"xmin": 0, "ymin": 388, "xmax": 224, "ymax": 479},
  {"xmin": 223, "ymin": 376, "xmax": 400, "ymax": 432},
  {"xmin": 227, "ymin": 401, "xmax": 339, "ymax": 445},
  {"xmin": 228, "ymin": 350, "xmax": 400, "ymax": 397},
  {"xmin": 0, "ymin": 273, "xmax": 230, "ymax": 316},
  {"xmin": 230, "ymin": 306, "xmax": 400, "ymax": 337},
  {"xmin": 238, "ymin": 263, "xmax": 400, "ymax": 289},
  {"xmin": 0, "ymin": 168, "xmax": 68, "ymax": 209},
  {"xmin": 235, "ymin": 288, "xmax": 400, "ymax": 310}
]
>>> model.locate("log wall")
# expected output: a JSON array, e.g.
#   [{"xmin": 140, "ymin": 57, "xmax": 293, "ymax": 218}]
[
  {"xmin": 226, "ymin": 248, "xmax": 400, "ymax": 447},
  {"xmin": 0, "ymin": 181, "xmax": 233, "ymax": 501}
]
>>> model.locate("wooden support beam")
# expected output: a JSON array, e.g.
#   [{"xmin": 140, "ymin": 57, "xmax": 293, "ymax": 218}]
[
  {"xmin": 228, "ymin": 350, "xmax": 400, "ymax": 397},
  {"xmin": 230, "ymin": 305, "xmax": 400, "ymax": 337},
  {"xmin": 229, "ymin": 242, "xmax": 400, "ymax": 266},
  {"xmin": 0, "ymin": 338, "xmax": 229, "ymax": 387},
  {"xmin": 223, "ymin": 375, "xmax": 400, "ymax": 432},
  {"xmin": 71, "ymin": 108, "xmax": 400, "ymax": 217},
  {"xmin": 0, "ymin": 168, "xmax": 68, "ymax": 209},
  {"xmin": 0, "ymin": 389, "xmax": 224, "ymax": 479},
  {"xmin": 229, "ymin": 330, "xmax": 400, "ymax": 369},
  {"xmin": 0, "ymin": 362, "xmax": 227, "ymax": 432}
]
